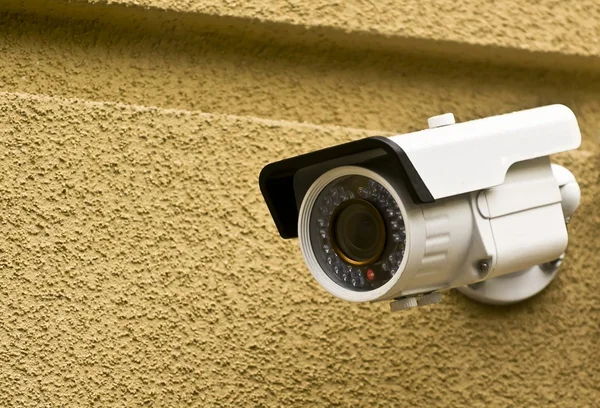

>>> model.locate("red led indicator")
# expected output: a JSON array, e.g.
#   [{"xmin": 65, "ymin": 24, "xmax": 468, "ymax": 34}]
[{"xmin": 366, "ymin": 269, "xmax": 375, "ymax": 281}]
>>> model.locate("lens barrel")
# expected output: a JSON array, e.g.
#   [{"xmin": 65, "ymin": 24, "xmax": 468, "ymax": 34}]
[{"xmin": 330, "ymin": 199, "xmax": 386, "ymax": 265}]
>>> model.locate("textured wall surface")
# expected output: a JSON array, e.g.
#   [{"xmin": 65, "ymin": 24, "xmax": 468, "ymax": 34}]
[
  {"xmin": 0, "ymin": 92, "xmax": 598, "ymax": 406},
  {"xmin": 0, "ymin": 0, "xmax": 599, "ymax": 407},
  {"xmin": 78, "ymin": 0, "xmax": 600, "ymax": 57},
  {"xmin": 2, "ymin": 0, "xmax": 600, "ymax": 75},
  {"xmin": 1, "ymin": 8, "xmax": 600, "ymax": 133}
]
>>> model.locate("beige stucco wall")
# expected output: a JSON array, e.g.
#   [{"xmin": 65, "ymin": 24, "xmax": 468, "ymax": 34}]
[
  {"xmin": 0, "ymin": 1, "xmax": 599, "ymax": 406},
  {"xmin": 89, "ymin": 0, "xmax": 600, "ymax": 57}
]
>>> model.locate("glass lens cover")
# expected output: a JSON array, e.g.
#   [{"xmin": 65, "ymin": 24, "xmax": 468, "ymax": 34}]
[{"xmin": 309, "ymin": 175, "xmax": 406, "ymax": 291}]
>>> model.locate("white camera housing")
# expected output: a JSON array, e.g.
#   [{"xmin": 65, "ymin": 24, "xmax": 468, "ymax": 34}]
[{"xmin": 260, "ymin": 105, "xmax": 581, "ymax": 308}]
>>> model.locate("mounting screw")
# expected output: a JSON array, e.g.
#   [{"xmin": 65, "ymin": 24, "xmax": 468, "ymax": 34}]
[
  {"xmin": 540, "ymin": 253, "xmax": 565, "ymax": 273},
  {"xmin": 478, "ymin": 260, "xmax": 490, "ymax": 276}
]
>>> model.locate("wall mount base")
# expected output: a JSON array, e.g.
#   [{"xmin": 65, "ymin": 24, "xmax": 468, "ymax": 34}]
[{"xmin": 457, "ymin": 254, "xmax": 564, "ymax": 305}]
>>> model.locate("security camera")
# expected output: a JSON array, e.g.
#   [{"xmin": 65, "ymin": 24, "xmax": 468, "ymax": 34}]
[{"xmin": 259, "ymin": 105, "xmax": 581, "ymax": 310}]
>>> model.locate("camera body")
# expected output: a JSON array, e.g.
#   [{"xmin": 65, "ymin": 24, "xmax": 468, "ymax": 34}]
[{"xmin": 260, "ymin": 105, "xmax": 581, "ymax": 307}]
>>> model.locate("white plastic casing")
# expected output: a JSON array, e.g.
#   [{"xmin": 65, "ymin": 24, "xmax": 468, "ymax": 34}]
[
  {"xmin": 390, "ymin": 104, "xmax": 581, "ymax": 200},
  {"xmin": 297, "ymin": 105, "xmax": 581, "ymax": 303},
  {"xmin": 457, "ymin": 163, "xmax": 581, "ymax": 304}
]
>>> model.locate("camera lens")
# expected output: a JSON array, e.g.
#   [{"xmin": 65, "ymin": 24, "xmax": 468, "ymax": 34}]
[
  {"xmin": 307, "ymin": 174, "xmax": 406, "ymax": 291},
  {"xmin": 331, "ymin": 199, "xmax": 386, "ymax": 265}
]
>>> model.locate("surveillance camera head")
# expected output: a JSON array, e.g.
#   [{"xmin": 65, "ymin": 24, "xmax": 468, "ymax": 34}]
[
  {"xmin": 259, "ymin": 105, "xmax": 582, "ymax": 309},
  {"xmin": 298, "ymin": 166, "xmax": 412, "ymax": 302}
]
